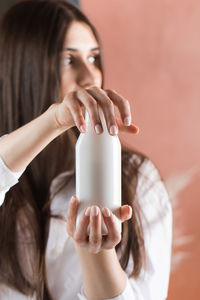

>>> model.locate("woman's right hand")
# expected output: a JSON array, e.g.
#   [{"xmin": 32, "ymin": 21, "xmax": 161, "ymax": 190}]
[
  {"xmin": 0, "ymin": 86, "xmax": 138, "ymax": 173},
  {"xmin": 52, "ymin": 86, "xmax": 139, "ymax": 136}
]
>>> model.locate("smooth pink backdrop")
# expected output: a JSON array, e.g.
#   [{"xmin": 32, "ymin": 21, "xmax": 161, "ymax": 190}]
[{"xmin": 82, "ymin": 1, "xmax": 200, "ymax": 299}]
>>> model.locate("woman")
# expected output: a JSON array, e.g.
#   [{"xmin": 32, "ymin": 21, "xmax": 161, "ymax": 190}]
[{"xmin": 0, "ymin": 0, "xmax": 172, "ymax": 299}]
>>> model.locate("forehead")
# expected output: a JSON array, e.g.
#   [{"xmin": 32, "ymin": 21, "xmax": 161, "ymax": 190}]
[{"xmin": 63, "ymin": 21, "xmax": 99, "ymax": 51}]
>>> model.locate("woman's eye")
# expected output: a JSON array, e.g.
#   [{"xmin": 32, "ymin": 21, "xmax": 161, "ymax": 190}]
[
  {"xmin": 63, "ymin": 57, "xmax": 72, "ymax": 65},
  {"xmin": 88, "ymin": 56, "xmax": 96, "ymax": 64}
]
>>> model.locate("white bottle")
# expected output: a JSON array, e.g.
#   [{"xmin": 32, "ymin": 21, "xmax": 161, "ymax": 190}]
[{"xmin": 75, "ymin": 105, "xmax": 121, "ymax": 235}]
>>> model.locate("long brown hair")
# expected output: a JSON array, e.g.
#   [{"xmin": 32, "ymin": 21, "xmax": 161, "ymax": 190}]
[{"xmin": 0, "ymin": 0, "xmax": 146, "ymax": 298}]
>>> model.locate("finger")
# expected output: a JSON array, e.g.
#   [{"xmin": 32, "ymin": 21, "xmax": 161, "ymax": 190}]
[
  {"xmin": 88, "ymin": 206, "xmax": 102, "ymax": 253},
  {"xmin": 76, "ymin": 89, "xmax": 103, "ymax": 135},
  {"xmin": 101, "ymin": 208, "xmax": 121, "ymax": 249},
  {"xmin": 63, "ymin": 92, "xmax": 87, "ymax": 133},
  {"xmin": 105, "ymin": 89, "xmax": 132, "ymax": 126},
  {"xmin": 66, "ymin": 195, "xmax": 79, "ymax": 236},
  {"xmin": 86, "ymin": 87, "xmax": 119, "ymax": 136},
  {"xmin": 73, "ymin": 207, "xmax": 91, "ymax": 247},
  {"xmin": 119, "ymin": 205, "xmax": 133, "ymax": 223},
  {"xmin": 116, "ymin": 118, "xmax": 139, "ymax": 134}
]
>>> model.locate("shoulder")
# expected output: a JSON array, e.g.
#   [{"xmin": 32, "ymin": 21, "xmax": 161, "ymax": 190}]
[
  {"xmin": 122, "ymin": 148, "xmax": 162, "ymax": 182},
  {"xmin": 122, "ymin": 149, "xmax": 171, "ymax": 223},
  {"xmin": 122, "ymin": 149, "xmax": 163, "ymax": 189},
  {"xmin": 136, "ymin": 157, "xmax": 168, "ymax": 205},
  {"xmin": 122, "ymin": 148, "xmax": 167, "ymax": 197},
  {"xmin": 136, "ymin": 157, "xmax": 171, "ymax": 231}
]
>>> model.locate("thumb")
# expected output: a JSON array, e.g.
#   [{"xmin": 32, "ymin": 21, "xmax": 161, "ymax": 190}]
[
  {"xmin": 120, "ymin": 205, "xmax": 133, "ymax": 223},
  {"xmin": 116, "ymin": 118, "xmax": 139, "ymax": 134}
]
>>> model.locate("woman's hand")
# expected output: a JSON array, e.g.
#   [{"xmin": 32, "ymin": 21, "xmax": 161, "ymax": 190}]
[
  {"xmin": 52, "ymin": 87, "xmax": 139, "ymax": 135},
  {"xmin": 66, "ymin": 195, "xmax": 132, "ymax": 254}
]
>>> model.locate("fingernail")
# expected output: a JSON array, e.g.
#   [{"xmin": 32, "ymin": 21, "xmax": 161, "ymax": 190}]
[
  {"xmin": 102, "ymin": 207, "xmax": 111, "ymax": 217},
  {"xmin": 128, "ymin": 206, "xmax": 132, "ymax": 216},
  {"xmin": 71, "ymin": 196, "xmax": 77, "ymax": 203},
  {"xmin": 95, "ymin": 124, "xmax": 103, "ymax": 134},
  {"xmin": 91, "ymin": 206, "xmax": 99, "ymax": 216},
  {"xmin": 110, "ymin": 125, "xmax": 118, "ymax": 135},
  {"xmin": 80, "ymin": 124, "xmax": 87, "ymax": 133},
  {"xmin": 124, "ymin": 117, "xmax": 131, "ymax": 126},
  {"xmin": 135, "ymin": 126, "xmax": 140, "ymax": 134},
  {"xmin": 85, "ymin": 207, "xmax": 91, "ymax": 216}
]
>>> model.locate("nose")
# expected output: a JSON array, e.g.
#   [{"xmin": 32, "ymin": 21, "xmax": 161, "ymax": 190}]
[{"xmin": 77, "ymin": 61, "xmax": 98, "ymax": 89}]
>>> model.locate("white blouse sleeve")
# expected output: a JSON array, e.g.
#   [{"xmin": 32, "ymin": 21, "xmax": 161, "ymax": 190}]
[
  {"xmin": 78, "ymin": 158, "xmax": 172, "ymax": 300},
  {"xmin": 0, "ymin": 284, "xmax": 36, "ymax": 300},
  {"xmin": 0, "ymin": 155, "xmax": 25, "ymax": 206}
]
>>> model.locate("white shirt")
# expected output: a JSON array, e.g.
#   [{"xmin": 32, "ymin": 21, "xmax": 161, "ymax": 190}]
[{"xmin": 0, "ymin": 152, "xmax": 172, "ymax": 300}]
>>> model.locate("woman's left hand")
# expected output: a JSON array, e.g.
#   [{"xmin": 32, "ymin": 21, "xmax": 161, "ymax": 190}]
[{"xmin": 66, "ymin": 195, "xmax": 132, "ymax": 254}]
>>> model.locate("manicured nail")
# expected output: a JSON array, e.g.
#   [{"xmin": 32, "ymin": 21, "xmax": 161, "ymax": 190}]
[
  {"xmin": 135, "ymin": 126, "xmax": 140, "ymax": 134},
  {"xmin": 102, "ymin": 207, "xmax": 111, "ymax": 217},
  {"xmin": 85, "ymin": 207, "xmax": 91, "ymax": 216},
  {"xmin": 110, "ymin": 125, "xmax": 118, "ymax": 135},
  {"xmin": 91, "ymin": 206, "xmax": 99, "ymax": 216},
  {"xmin": 71, "ymin": 195, "xmax": 76, "ymax": 202},
  {"xmin": 95, "ymin": 124, "xmax": 103, "ymax": 134},
  {"xmin": 128, "ymin": 206, "xmax": 133, "ymax": 216},
  {"xmin": 124, "ymin": 117, "xmax": 131, "ymax": 126},
  {"xmin": 80, "ymin": 124, "xmax": 87, "ymax": 133}
]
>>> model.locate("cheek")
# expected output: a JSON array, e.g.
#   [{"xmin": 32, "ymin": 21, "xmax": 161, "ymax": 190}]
[{"xmin": 96, "ymin": 70, "xmax": 103, "ymax": 87}]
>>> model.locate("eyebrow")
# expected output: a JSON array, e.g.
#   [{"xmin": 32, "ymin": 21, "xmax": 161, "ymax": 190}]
[{"xmin": 63, "ymin": 47, "xmax": 100, "ymax": 52}]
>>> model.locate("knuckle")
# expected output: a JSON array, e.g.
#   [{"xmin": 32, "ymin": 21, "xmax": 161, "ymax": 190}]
[
  {"xmin": 74, "ymin": 234, "xmax": 83, "ymax": 244},
  {"xmin": 69, "ymin": 105, "xmax": 80, "ymax": 117},
  {"xmin": 91, "ymin": 85, "xmax": 100, "ymax": 92},
  {"xmin": 113, "ymin": 233, "xmax": 121, "ymax": 245},
  {"xmin": 76, "ymin": 88, "xmax": 85, "ymax": 99},
  {"xmin": 100, "ymin": 88, "xmax": 107, "ymax": 96},
  {"xmin": 107, "ymin": 98, "xmax": 114, "ymax": 106},
  {"xmin": 105, "ymin": 88, "xmax": 111, "ymax": 94},
  {"xmin": 78, "ymin": 241, "xmax": 87, "ymax": 247},
  {"xmin": 74, "ymin": 111, "xmax": 84, "ymax": 124},
  {"xmin": 90, "ymin": 235, "xmax": 100, "ymax": 246},
  {"xmin": 89, "ymin": 247, "xmax": 100, "ymax": 254},
  {"xmin": 108, "ymin": 88, "xmax": 116, "ymax": 94},
  {"xmin": 64, "ymin": 93, "xmax": 76, "ymax": 106},
  {"xmin": 63, "ymin": 94, "xmax": 71, "ymax": 103},
  {"xmin": 106, "ymin": 99, "xmax": 114, "ymax": 110},
  {"xmin": 87, "ymin": 98, "xmax": 96, "ymax": 109},
  {"xmin": 77, "ymin": 88, "xmax": 84, "ymax": 94},
  {"xmin": 124, "ymin": 99, "xmax": 131, "ymax": 108}
]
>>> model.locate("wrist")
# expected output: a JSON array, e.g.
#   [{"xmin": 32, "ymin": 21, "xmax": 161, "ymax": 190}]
[
  {"xmin": 74, "ymin": 242, "xmax": 116, "ymax": 260},
  {"xmin": 46, "ymin": 103, "xmax": 70, "ymax": 135},
  {"xmin": 74, "ymin": 244, "xmax": 127, "ymax": 300}
]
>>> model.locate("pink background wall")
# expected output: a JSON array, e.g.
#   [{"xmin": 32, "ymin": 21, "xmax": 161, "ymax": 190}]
[{"xmin": 82, "ymin": 0, "xmax": 200, "ymax": 299}]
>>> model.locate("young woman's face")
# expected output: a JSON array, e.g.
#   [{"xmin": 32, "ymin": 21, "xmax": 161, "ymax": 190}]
[{"xmin": 60, "ymin": 21, "xmax": 102, "ymax": 98}]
